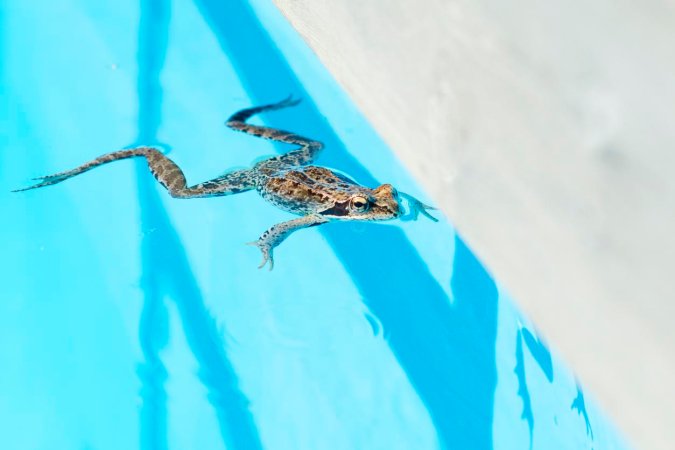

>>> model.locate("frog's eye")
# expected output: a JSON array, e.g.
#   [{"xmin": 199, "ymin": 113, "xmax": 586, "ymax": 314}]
[{"xmin": 351, "ymin": 196, "xmax": 370, "ymax": 212}]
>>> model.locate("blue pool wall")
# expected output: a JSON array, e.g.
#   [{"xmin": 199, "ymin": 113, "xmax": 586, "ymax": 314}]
[{"xmin": 1, "ymin": 0, "xmax": 629, "ymax": 449}]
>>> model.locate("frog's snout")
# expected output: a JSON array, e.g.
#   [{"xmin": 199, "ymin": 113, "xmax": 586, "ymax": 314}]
[{"xmin": 372, "ymin": 183, "xmax": 402, "ymax": 219}]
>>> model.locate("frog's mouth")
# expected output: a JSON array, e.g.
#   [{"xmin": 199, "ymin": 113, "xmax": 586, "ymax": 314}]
[
  {"xmin": 319, "ymin": 199, "xmax": 399, "ymax": 220},
  {"xmin": 319, "ymin": 201, "xmax": 350, "ymax": 218},
  {"xmin": 371, "ymin": 197, "xmax": 403, "ymax": 220}
]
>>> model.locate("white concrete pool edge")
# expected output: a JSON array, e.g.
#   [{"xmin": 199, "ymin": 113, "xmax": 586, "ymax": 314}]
[{"xmin": 271, "ymin": 1, "xmax": 675, "ymax": 449}]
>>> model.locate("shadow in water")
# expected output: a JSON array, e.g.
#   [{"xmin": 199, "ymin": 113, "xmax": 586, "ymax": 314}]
[
  {"xmin": 514, "ymin": 325, "xmax": 555, "ymax": 449},
  {"xmin": 522, "ymin": 328, "xmax": 553, "ymax": 382},
  {"xmin": 136, "ymin": 1, "xmax": 263, "ymax": 449},
  {"xmin": 571, "ymin": 384, "xmax": 594, "ymax": 439},
  {"xmin": 515, "ymin": 329, "xmax": 534, "ymax": 450},
  {"xmin": 192, "ymin": 2, "xmax": 499, "ymax": 446}
]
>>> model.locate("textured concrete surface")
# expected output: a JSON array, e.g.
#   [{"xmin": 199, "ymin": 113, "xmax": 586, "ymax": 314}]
[{"xmin": 272, "ymin": 1, "xmax": 675, "ymax": 449}]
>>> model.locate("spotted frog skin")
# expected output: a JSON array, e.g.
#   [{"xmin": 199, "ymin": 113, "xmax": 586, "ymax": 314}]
[{"xmin": 14, "ymin": 97, "xmax": 437, "ymax": 269}]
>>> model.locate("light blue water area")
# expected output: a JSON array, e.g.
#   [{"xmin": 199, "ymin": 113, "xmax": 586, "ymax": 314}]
[{"xmin": 0, "ymin": 1, "xmax": 630, "ymax": 449}]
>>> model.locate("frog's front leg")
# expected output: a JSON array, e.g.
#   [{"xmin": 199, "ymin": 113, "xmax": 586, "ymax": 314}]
[
  {"xmin": 247, "ymin": 214, "xmax": 328, "ymax": 270},
  {"xmin": 399, "ymin": 192, "xmax": 439, "ymax": 222}
]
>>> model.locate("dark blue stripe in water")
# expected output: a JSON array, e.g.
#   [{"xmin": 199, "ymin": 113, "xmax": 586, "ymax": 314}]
[
  {"xmin": 135, "ymin": 0, "xmax": 263, "ymax": 449},
  {"xmin": 193, "ymin": 1, "xmax": 500, "ymax": 448}
]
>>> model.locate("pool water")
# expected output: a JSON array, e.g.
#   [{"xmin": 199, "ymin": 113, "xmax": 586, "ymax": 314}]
[{"xmin": 1, "ymin": 1, "xmax": 629, "ymax": 449}]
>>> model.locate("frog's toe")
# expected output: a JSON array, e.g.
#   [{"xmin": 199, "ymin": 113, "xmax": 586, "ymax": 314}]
[
  {"xmin": 246, "ymin": 241, "xmax": 275, "ymax": 270},
  {"xmin": 418, "ymin": 204, "xmax": 439, "ymax": 222},
  {"xmin": 278, "ymin": 95, "xmax": 301, "ymax": 109},
  {"xmin": 257, "ymin": 250, "xmax": 274, "ymax": 271},
  {"xmin": 399, "ymin": 192, "xmax": 440, "ymax": 222},
  {"xmin": 12, "ymin": 175, "xmax": 67, "ymax": 192}
]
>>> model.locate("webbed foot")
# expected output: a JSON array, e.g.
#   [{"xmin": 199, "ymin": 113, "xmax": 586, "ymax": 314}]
[
  {"xmin": 399, "ymin": 192, "xmax": 439, "ymax": 222},
  {"xmin": 12, "ymin": 174, "xmax": 71, "ymax": 192}
]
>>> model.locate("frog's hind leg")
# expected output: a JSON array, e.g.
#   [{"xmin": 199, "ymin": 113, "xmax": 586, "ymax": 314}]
[
  {"xmin": 226, "ymin": 96, "xmax": 324, "ymax": 167},
  {"xmin": 13, "ymin": 146, "xmax": 256, "ymax": 198}
]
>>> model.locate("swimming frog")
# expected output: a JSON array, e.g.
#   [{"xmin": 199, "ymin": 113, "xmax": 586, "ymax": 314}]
[{"xmin": 14, "ymin": 97, "xmax": 438, "ymax": 269}]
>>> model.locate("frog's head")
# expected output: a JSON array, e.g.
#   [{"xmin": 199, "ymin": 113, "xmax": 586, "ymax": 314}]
[
  {"xmin": 318, "ymin": 183, "xmax": 401, "ymax": 221},
  {"xmin": 319, "ymin": 183, "xmax": 439, "ymax": 222}
]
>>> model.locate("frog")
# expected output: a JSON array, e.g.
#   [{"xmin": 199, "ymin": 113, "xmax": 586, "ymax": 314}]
[{"xmin": 13, "ymin": 97, "xmax": 438, "ymax": 269}]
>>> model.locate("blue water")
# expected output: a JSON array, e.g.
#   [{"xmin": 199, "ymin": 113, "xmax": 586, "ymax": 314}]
[{"xmin": 1, "ymin": 1, "xmax": 630, "ymax": 449}]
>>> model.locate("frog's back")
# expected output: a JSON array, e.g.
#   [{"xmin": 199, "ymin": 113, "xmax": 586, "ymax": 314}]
[{"xmin": 258, "ymin": 165, "xmax": 363, "ymax": 216}]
